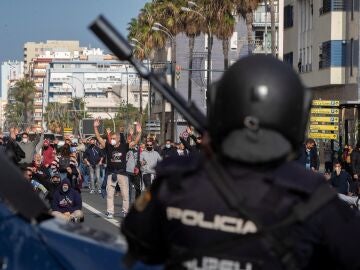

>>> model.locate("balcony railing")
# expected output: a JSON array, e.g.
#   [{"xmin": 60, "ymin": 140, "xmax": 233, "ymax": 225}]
[{"xmin": 253, "ymin": 12, "xmax": 279, "ymax": 25}]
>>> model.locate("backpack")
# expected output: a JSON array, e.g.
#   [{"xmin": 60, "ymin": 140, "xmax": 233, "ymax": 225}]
[{"xmin": 58, "ymin": 156, "xmax": 70, "ymax": 173}]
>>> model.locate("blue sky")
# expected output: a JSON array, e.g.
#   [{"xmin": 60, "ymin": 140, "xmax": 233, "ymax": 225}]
[{"xmin": 0, "ymin": 0, "xmax": 148, "ymax": 63}]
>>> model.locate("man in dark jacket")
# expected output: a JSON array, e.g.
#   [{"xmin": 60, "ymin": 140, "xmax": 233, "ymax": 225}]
[
  {"xmin": 330, "ymin": 162, "xmax": 351, "ymax": 195},
  {"xmin": 83, "ymin": 138, "xmax": 103, "ymax": 194},
  {"xmin": 351, "ymin": 142, "xmax": 360, "ymax": 180},
  {"xmin": 51, "ymin": 178, "xmax": 84, "ymax": 223},
  {"xmin": 160, "ymin": 139, "xmax": 178, "ymax": 159},
  {"xmin": 296, "ymin": 138, "xmax": 317, "ymax": 170}
]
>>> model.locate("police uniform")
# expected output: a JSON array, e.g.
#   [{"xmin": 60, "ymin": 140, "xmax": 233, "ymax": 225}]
[{"xmin": 122, "ymin": 55, "xmax": 360, "ymax": 270}]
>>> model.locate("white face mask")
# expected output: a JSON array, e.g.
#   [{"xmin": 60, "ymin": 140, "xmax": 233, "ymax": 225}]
[
  {"xmin": 22, "ymin": 138, "xmax": 28, "ymax": 143},
  {"xmin": 110, "ymin": 139, "xmax": 117, "ymax": 146},
  {"xmin": 166, "ymin": 144, "xmax": 171, "ymax": 148},
  {"xmin": 62, "ymin": 185, "xmax": 69, "ymax": 192}
]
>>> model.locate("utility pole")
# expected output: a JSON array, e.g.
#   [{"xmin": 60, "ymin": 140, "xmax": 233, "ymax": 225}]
[{"xmin": 270, "ymin": 0, "xmax": 276, "ymax": 56}]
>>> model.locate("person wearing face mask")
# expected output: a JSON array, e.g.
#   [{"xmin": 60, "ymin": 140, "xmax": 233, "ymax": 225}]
[
  {"xmin": 17, "ymin": 128, "xmax": 44, "ymax": 169},
  {"xmin": 140, "ymin": 141, "xmax": 162, "ymax": 189},
  {"xmin": 160, "ymin": 139, "xmax": 178, "ymax": 160},
  {"xmin": 176, "ymin": 142, "xmax": 189, "ymax": 157},
  {"xmin": 42, "ymin": 139, "xmax": 55, "ymax": 169},
  {"xmin": 51, "ymin": 178, "xmax": 84, "ymax": 223},
  {"xmin": 94, "ymin": 118, "xmax": 142, "ymax": 219},
  {"xmin": 330, "ymin": 162, "xmax": 351, "ymax": 195},
  {"xmin": 84, "ymin": 138, "xmax": 104, "ymax": 194}
]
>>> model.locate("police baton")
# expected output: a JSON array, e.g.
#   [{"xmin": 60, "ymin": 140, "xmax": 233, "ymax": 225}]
[{"xmin": 89, "ymin": 15, "xmax": 207, "ymax": 135}]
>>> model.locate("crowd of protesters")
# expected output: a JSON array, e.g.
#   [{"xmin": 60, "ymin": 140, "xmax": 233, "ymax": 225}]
[
  {"xmin": 297, "ymin": 138, "xmax": 360, "ymax": 209},
  {"xmin": 0, "ymin": 123, "xmax": 201, "ymax": 222},
  {"xmin": 3, "ymin": 121, "xmax": 360, "ymax": 222}
]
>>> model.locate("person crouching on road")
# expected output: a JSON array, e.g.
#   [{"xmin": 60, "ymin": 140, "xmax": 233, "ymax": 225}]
[{"xmin": 51, "ymin": 178, "xmax": 84, "ymax": 223}]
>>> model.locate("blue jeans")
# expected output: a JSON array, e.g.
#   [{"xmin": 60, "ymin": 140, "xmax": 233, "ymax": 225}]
[{"xmin": 89, "ymin": 164, "xmax": 101, "ymax": 190}]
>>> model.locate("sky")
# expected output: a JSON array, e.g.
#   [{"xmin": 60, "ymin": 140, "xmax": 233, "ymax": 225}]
[{"xmin": 0, "ymin": 0, "xmax": 149, "ymax": 63}]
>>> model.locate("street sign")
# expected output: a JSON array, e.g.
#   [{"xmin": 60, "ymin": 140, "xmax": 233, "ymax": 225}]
[
  {"xmin": 308, "ymin": 133, "xmax": 338, "ymax": 140},
  {"xmin": 63, "ymin": 128, "xmax": 73, "ymax": 133},
  {"xmin": 310, "ymin": 108, "xmax": 339, "ymax": 115},
  {"xmin": 309, "ymin": 124, "xmax": 339, "ymax": 131},
  {"xmin": 312, "ymin": 100, "xmax": 339, "ymax": 107},
  {"xmin": 310, "ymin": 116, "xmax": 339, "ymax": 123}
]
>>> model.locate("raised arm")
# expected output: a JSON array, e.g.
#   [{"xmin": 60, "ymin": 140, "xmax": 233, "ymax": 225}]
[
  {"xmin": 129, "ymin": 123, "xmax": 142, "ymax": 147},
  {"xmin": 94, "ymin": 119, "xmax": 106, "ymax": 148}
]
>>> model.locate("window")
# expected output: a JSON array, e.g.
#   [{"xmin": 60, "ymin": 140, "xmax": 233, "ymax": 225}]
[
  {"xmin": 283, "ymin": 52, "xmax": 293, "ymax": 66},
  {"xmin": 284, "ymin": 5, "xmax": 293, "ymax": 28},
  {"xmin": 320, "ymin": 0, "xmax": 345, "ymax": 15},
  {"xmin": 319, "ymin": 40, "xmax": 346, "ymax": 69}
]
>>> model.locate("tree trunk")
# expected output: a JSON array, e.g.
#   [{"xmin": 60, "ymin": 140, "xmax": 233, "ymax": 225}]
[
  {"xmin": 161, "ymin": 95, "xmax": 166, "ymax": 144},
  {"xmin": 246, "ymin": 12, "xmax": 254, "ymax": 55},
  {"xmin": 223, "ymin": 38, "xmax": 230, "ymax": 70},
  {"xmin": 139, "ymin": 77, "xmax": 143, "ymax": 114},
  {"xmin": 270, "ymin": 0, "xmax": 276, "ymax": 56},
  {"xmin": 188, "ymin": 36, "xmax": 195, "ymax": 102}
]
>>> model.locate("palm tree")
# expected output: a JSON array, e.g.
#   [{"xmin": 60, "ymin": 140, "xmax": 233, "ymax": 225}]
[
  {"xmin": 236, "ymin": 0, "xmax": 261, "ymax": 55},
  {"xmin": 11, "ymin": 78, "xmax": 36, "ymax": 128}
]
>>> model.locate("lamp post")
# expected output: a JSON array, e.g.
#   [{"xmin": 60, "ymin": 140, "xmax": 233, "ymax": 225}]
[
  {"xmin": 152, "ymin": 23, "xmax": 176, "ymax": 142},
  {"xmin": 181, "ymin": 3, "xmax": 212, "ymax": 109}
]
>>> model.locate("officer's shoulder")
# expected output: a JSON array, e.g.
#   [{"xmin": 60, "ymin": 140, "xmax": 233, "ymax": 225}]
[
  {"xmin": 155, "ymin": 153, "xmax": 202, "ymax": 178},
  {"xmin": 273, "ymin": 161, "xmax": 326, "ymax": 194}
]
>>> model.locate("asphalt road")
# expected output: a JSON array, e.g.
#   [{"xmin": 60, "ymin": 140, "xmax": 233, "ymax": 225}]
[{"xmin": 81, "ymin": 189, "xmax": 125, "ymax": 236}]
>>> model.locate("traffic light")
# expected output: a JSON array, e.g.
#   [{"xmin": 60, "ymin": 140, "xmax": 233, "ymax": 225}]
[{"xmin": 176, "ymin": 65, "xmax": 181, "ymax": 81}]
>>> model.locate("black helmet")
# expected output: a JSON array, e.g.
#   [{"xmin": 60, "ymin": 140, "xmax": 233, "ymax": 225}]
[{"xmin": 208, "ymin": 55, "xmax": 312, "ymax": 164}]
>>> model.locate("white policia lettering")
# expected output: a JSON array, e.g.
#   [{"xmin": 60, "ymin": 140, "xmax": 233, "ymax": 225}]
[
  {"xmin": 183, "ymin": 256, "xmax": 253, "ymax": 270},
  {"xmin": 166, "ymin": 207, "xmax": 258, "ymax": 234}
]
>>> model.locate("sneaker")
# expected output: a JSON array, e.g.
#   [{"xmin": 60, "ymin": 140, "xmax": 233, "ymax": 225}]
[
  {"xmin": 105, "ymin": 212, "xmax": 114, "ymax": 219},
  {"xmin": 70, "ymin": 216, "xmax": 80, "ymax": 223},
  {"xmin": 89, "ymin": 189, "xmax": 95, "ymax": 194},
  {"xmin": 98, "ymin": 189, "xmax": 102, "ymax": 194},
  {"xmin": 120, "ymin": 210, "xmax": 128, "ymax": 218}
]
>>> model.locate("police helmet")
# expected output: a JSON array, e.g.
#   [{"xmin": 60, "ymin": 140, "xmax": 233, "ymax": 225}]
[{"xmin": 208, "ymin": 55, "xmax": 312, "ymax": 163}]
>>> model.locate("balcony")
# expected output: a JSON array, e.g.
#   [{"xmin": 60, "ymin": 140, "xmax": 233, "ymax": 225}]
[
  {"xmin": 253, "ymin": 12, "xmax": 279, "ymax": 27},
  {"xmin": 252, "ymin": 38, "xmax": 278, "ymax": 54}
]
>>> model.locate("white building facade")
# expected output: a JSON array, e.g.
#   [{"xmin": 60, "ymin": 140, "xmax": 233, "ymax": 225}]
[{"xmin": 43, "ymin": 59, "xmax": 149, "ymax": 120}]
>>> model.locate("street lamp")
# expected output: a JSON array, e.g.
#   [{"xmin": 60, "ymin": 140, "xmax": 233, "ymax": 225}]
[
  {"xmin": 151, "ymin": 23, "xmax": 176, "ymax": 142},
  {"xmin": 181, "ymin": 2, "xmax": 212, "ymax": 108}
]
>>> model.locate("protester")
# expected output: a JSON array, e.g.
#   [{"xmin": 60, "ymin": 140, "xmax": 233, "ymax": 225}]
[
  {"xmin": 126, "ymin": 144, "xmax": 142, "ymax": 202},
  {"xmin": 84, "ymin": 138, "xmax": 103, "ymax": 194},
  {"xmin": 330, "ymin": 162, "xmax": 351, "ymax": 195},
  {"xmin": 140, "ymin": 140, "xmax": 162, "ymax": 189},
  {"xmin": 17, "ymin": 128, "xmax": 44, "ymax": 168},
  {"xmin": 23, "ymin": 167, "xmax": 49, "ymax": 200},
  {"xmin": 51, "ymin": 178, "xmax": 84, "ymax": 223},
  {"xmin": 160, "ymin": 139, "xmax": 178, "ymax": 159},
  {"xmin": 351, "ymin": 142, "xmax": 360, "ymax": 181},
  {"xmin": 94, "ymin": 119, "xmax": 142, "ymax": 219},
  {"xmin": 296, "ymin": 138, "xmax": 317, "ymax": 171}
]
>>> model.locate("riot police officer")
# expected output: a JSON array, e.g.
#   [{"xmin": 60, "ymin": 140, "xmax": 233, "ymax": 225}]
[{"xmin": 122, "ymin": 55, "xmax": 360, "ymax": 270}]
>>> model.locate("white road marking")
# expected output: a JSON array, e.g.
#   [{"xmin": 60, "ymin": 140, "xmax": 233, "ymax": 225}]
[{"xmin": 82, "ymin": 202, "xmax": 120, "ymax": 227}]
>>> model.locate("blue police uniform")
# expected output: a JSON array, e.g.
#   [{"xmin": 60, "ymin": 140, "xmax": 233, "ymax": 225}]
[{"xmin": 122, "ymin": 154, "xmax": 360, "ymax": 270}]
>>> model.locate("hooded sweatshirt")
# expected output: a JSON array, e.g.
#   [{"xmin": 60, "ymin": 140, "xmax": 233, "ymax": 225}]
[{"xmin": 51, "ymin": 178, "xmax": 82, "ymax": 213}]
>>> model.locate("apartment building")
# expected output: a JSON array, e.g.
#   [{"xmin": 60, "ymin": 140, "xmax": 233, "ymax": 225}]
[
  {"xmin": 43, "ymin": 59, "xmax": 148, "ymax": 120},
  {"xmin": 24, "ymin": 40, "xmax": 80, "ymax": 75},
  {"xmin": 283, "ymin": 0, "xmax": 359, "ymax": 144}
]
